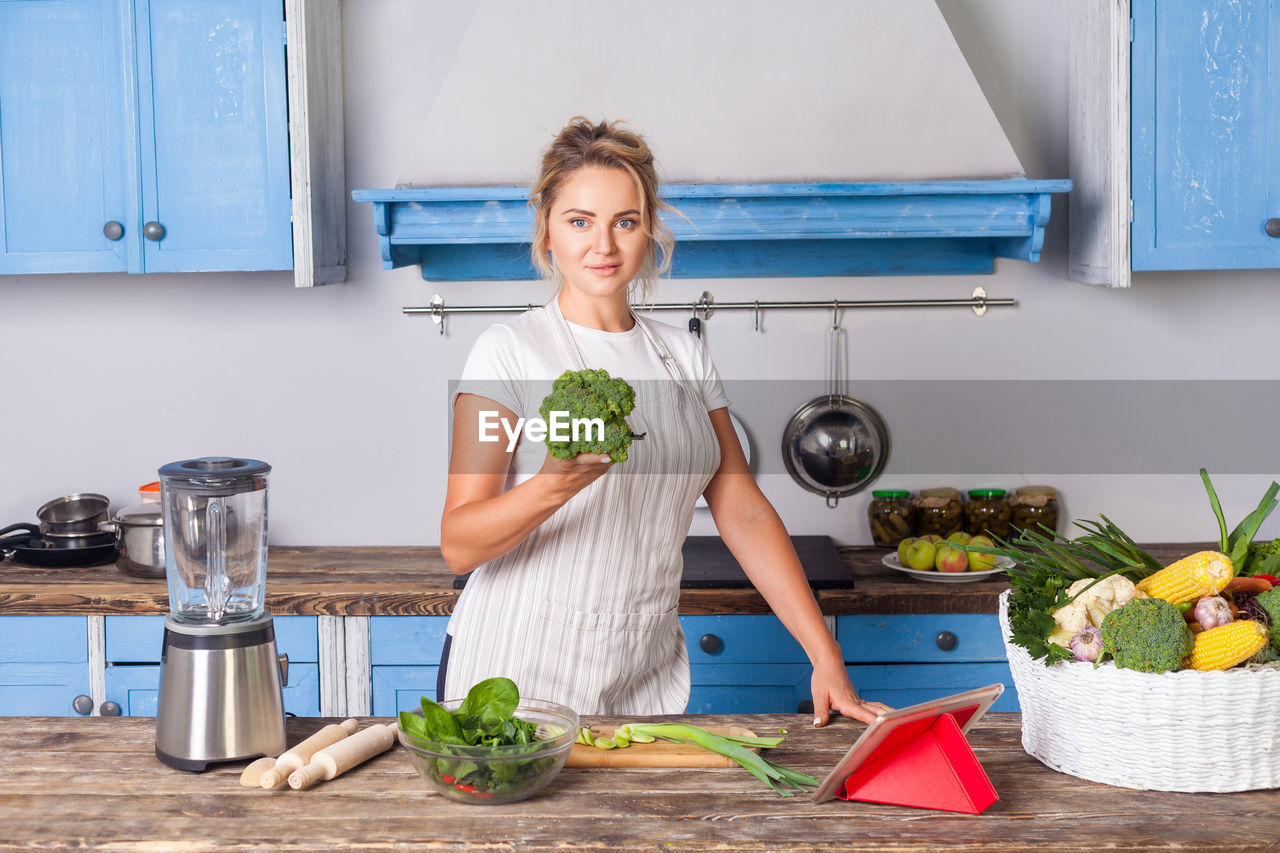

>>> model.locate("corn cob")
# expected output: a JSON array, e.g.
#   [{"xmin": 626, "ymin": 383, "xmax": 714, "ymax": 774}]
[
  {"xmin": 1135, "ymin": 551, "xmax": 1233, "ymax": 604},
  {"xmin": 1186, "ymin": 620, "xmax": 1269, "ymax": 671}
]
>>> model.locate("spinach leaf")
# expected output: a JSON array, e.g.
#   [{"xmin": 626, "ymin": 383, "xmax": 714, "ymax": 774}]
[{"xmin": 419, "ymin": 696, "xmax": 466, "ymax": 744}]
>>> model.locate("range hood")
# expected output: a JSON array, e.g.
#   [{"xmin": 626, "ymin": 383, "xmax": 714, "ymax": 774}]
[{"xmin": 351, "ymin": 0, "xmax": 1069, "ymax": 281}]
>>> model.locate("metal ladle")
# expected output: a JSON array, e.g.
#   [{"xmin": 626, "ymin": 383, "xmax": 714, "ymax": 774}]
[{"xmin": 780, "ymin": 303, "xmax": 890, "ymax": 508}]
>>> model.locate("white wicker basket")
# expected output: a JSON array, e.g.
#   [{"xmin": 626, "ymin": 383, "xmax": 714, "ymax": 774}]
[{"xmin": 999, "ymin": 589, "xmax": 1280, "ymax": 792}]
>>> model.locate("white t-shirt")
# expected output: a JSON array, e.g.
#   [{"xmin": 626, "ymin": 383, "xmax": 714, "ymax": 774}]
[{"xmin": 452, "ymin": 303, "xmax": 731, "ymax": 484}]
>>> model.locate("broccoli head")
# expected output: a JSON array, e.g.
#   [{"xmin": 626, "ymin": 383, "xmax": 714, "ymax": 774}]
[
  {"xmin": 538, "ymin": 368, "xmax": 645, "ymax": 463},
  {"xmin": 1252, "ymin": 587, "xmax": 1280, "ymax": 652},
  {"xmin": 1100, "ymin": 597, "xmax": 1194, "ymax": 673}
]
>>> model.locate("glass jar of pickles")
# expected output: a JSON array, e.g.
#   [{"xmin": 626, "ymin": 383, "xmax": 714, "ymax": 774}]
[
  {"xmin": 913, "ymin": 487, "xmax": 964, "ymax": 538},
  {"xmin": 1011, "ymin": 486, "xmax": 1058, "ymax": 534},
  {"xmin": 867, "ymin": 490, "xmax": 916, "ymax": 546},
  {"xmin": 965, "ymin": 488, "xmax": 1012, "ymax": 539}
]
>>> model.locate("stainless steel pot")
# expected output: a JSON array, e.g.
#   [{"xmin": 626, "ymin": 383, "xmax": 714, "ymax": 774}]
[
  {"xmin": 37, "ymin": 493, "xmax": 110, "ymax": 538},
  {"xmin": 100, "ymin": 504, "xmax": 165, "ymax": 578}
]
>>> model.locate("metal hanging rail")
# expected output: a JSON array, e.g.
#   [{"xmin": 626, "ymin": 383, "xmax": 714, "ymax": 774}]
[{"xmin": 405, "ymin": 286, "xmax": 1013, "ymax": 334}]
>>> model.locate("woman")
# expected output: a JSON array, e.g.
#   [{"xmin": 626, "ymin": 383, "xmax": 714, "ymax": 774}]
[{"xmin": 440, "ymin": 117, "xmax": 889, "ymax": 726}]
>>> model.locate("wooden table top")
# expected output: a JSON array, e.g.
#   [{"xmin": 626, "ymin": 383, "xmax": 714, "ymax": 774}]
[
  {"xmin": 0, "ymin": 713, "xmax": 1272, "ymax": 852},
  {"xmin": 0, "ymin": 544, "xmax": 1201, "ymax": 617}
]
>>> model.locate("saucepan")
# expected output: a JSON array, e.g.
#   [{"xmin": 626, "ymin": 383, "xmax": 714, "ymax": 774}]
[
  {"xmin": 36, "ymin": 493, "xmax": 110, "ymax": 538},
  {"xmin": 780, "ymin": 316, "xmax": 890, "ymax": 508}
]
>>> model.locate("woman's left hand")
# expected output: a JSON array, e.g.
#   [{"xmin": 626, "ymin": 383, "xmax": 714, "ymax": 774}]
[{"xmin": 810, "ymin": 657, "xmax": 893, "ymax": 726}]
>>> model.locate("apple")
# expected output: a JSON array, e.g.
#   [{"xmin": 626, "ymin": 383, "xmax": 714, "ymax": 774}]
[
  {"xmin": 935, "ymin": 545, "xmax": 969, "ymax": 573},
  {"xmin": 947, "ymin": 531, "xmax": 972, "ymax": 547},
  {"xmin": 919, "ymin": 534, "xmax": 943, "ymax": 545},
  {"xmin": 904, "ymin": 539, "xmax": 937, "ymax": 571},
  {"xmin": 896, "ymin": 537, "xmax": 916, "ymax": 566},
  {"xmin": 967, "ymin": 535, "xmax": 997, "ymax": 571}
]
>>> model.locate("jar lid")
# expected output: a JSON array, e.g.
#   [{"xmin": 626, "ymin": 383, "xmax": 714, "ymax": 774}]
[
  {"xmin": 917, "ymin": 487, "xmax": 959, "ymax": 500},
  {"xmin": 115, "ymin": 504, "xmax": 164, "ymax": 527},
  {"xmin": 1015, "ymin": 485, "xmax": 1057, "ymax": 498},
  {"xmin": 967, "ymin": 489, "xmax": 1007, "ymax": 498},
  {"xmin": 871, "ymin": 490, "xmax": 911, "ymax": 498}
]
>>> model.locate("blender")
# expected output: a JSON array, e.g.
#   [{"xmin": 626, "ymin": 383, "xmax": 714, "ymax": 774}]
[{"xmin": 154, "ymin": 457, "xmax": 287, "ymax": 771}]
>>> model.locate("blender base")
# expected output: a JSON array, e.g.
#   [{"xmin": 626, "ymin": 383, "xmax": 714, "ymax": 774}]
[{"xmin": 155, "ymin": 613, "xmax": 288, "ymax": 772}]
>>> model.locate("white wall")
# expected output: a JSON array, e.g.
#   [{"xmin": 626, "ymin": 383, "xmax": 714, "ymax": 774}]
[{"xmin": 3, "ymin": 0, "xmax": 1278, "ymax": 548}]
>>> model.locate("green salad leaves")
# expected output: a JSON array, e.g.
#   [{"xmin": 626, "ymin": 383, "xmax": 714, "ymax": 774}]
[{"xmin": 398, "ymin": 677, "xmax": 557, "ymax": 797}]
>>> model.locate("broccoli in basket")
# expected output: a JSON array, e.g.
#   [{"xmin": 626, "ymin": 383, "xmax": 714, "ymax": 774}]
[
  {"xmin": 1100, "ymin": 597, "xmax": 1195, "ymax": 673},
  {"xmin": 538, "ymin": 369, "xmax": 646, "ymax": 463}
]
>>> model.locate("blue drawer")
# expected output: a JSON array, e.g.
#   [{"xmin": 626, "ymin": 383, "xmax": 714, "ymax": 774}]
[
  {"xmin": 848, "ymin": 662, "xmax": 1019, "ymax": 711},
  {"xmin": 104, "ymin": 615, "xmax": 318, "ymax": 663},
  {"xmin": 681, "ymin": 615, "xmax": 810, "ymax": 664},
  {"xmin": 0, "ymin": 616, "xmax": 88, "ymax": 663},
  {"xmin": 104, "ymin": 663, "xmax": 321, "ymax": 717},
  {"xmin": 371, "ymin": 665, "xmax": 440, "ymax": 716},
  {"xmin": 837, "ymin": 614, "xmax": 1005, "ymax": 663},
  {"xmin": 688, "ymin": 663, "xmax": 811, "ymax": 714},
  {"xmin": 368, "ymin": 616, "xmax": 450, "ymax": 666}
]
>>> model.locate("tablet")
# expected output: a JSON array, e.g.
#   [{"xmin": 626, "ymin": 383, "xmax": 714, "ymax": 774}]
[{"xmin": 811, "ymin": 683, "xmax": 1005, "ymax": 803}]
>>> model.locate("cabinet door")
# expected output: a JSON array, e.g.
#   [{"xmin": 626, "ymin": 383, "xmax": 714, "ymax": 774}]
[
  {"xmin": 0, "ymin": 616, "xmax": 91, "ymax": 716},
  {"xmin": 1131, "ymin": 0, "xmax": 1280, "ymax": 270},
  {"xmin": 368, "ymin": 616, "xmax": 449, "ymax": 715},
  {"xmin": 0, "ymin": 0, "xmax": 133, "ymax": 273},
  {"xmin": 134, "ymin": 0, "xmax": 292, "ymax": 271}
]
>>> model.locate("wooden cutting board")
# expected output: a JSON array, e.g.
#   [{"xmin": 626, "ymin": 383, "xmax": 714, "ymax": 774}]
[{"xmin": 565, "ymin": 725, "xmax": 758, "ymax": 768}]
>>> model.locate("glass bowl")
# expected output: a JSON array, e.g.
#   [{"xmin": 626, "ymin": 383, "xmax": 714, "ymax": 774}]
[{"xmin": 396, "ymin": 697, "xmax": 579, "ymax": 805}]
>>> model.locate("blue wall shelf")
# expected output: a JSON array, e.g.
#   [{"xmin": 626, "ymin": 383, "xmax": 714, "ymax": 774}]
[{"xmin": 352, "ymin": 179, "xmax": 1071, "ymax": 281}]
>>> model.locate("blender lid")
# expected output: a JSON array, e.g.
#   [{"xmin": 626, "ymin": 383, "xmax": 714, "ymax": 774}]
[{"xmin": 158, "ymin": 457, "xmax": 271, "ymax": 493}]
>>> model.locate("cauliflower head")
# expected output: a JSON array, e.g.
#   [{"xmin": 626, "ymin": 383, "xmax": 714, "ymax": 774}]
[{"xmin": 1049, "ymin": 575, "xmax": 1147, "ymax": 644}]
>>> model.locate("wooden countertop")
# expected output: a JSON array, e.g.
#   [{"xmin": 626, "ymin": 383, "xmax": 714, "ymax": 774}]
[
  {"xmin": 0, "ymin": 713, "xmax": 1271, "ymax": 852},
  {"xmin": 0, "ymin": 544, "xmax": 1200, "ymax": 617}
]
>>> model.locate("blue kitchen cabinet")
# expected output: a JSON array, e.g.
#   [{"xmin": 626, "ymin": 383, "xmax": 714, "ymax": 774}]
[
  {"xmin": 683, "ymin": 615, "xmax": 815, "ymax": 714},
  {"xmin": 368, "ymin": 616, "xmax": 450, "ymax": 716},
  {"xmin": 838, "ymin": 614, "xmax": 1019, "ymax": 712},
  {"xmin": 1130, "ymin": 0, "xmax": 1280, "ymax": 270},
  {"xmin": 0, "ymin": 616, "xmax": 92, "ymax": 715},
  {"xmin": 102, "ymin": 614, "xmax": 320, "ymax": 716},
  {"xmin": 0, "ymin": 0, "xmax": 292, "ymax": 274}
]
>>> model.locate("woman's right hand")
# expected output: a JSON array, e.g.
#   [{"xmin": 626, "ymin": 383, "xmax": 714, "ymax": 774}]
[{"xmin": 537, "ymin": 451, "xmax": 613, "ymax": 501}]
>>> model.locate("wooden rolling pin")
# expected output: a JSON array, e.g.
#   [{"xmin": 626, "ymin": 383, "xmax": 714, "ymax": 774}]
[
  {"xmin": 259, "ymin": 718, "xmax": 359, "ymax": 790},
  {"xmin": 288, "ymin": 723, "xmax": 397, "ymax": 791}
]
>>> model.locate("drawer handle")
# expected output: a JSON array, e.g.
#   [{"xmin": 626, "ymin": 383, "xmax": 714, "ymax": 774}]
[
  {"xmin": 797, "ymin": 699, "xmax": 814, "ymax": 715},
  {"xmin": 99, "ymin": 701, "xmax": 122, "ymax": 717},
  {"xmin": 1266, "ymin": 218, "xmax": 1280, "ymax": 238},
  {"xmin": 699, "ymin": 633, "xmax": 723, "ymax": 654},
  {"xmin": 72, "ymin": 694, "xmax": 93, "ymax": 716},
  {"xmin": 935, "ymin": 630, "xmax": 958, "ymax": 651},
  {"xmin": 143, "ymin": 221, "xmax": 165, "ymax": 241}
]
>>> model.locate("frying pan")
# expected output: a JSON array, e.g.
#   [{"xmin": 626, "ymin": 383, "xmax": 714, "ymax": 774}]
[{"xmin": 0, "ymin": 524, "xmax": 119, "ymax": 568}]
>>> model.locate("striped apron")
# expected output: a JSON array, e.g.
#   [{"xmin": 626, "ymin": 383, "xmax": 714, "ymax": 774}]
[{"xmin": 442, "ymin": 303, "xmax": 721, "ymax": 714}]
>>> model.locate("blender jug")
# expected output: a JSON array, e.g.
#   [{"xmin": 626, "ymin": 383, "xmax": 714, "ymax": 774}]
[{"xmin": 160, "ymin": 457, "xmax": 270, "ymax": 624}]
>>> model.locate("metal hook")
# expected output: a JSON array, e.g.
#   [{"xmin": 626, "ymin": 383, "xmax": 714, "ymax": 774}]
[
  {"xmin": 430, "ymin": 294, "xmax": 446, "ymax": 335},
  {"xmin": 831, "ymin": 299, "xmax": 841, "ymax": 331},
  {"xmin": 753, "ymin": 300, "xmax": 761, "ymax": 332}
]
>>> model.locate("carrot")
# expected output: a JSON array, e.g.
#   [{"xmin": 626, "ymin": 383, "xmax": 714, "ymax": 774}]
[{"xmin": 1227, "ymin": 576, "xmax": 1274, "ymax": 594}]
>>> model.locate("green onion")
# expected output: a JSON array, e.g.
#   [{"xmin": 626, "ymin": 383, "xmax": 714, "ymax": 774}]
[{"xmin": 614, "ymin": 723, "xmax": 820, "ymax": 797}]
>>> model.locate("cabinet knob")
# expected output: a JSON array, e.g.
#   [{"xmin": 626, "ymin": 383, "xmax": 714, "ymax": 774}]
[
  {"xmin": 72, "ymin": 695, "xmax": 93, "ymax": 716},
  {"xmin": 698, "ymin": 633, "xmax": 723, "ymax": 654},
  {"xmin": 1266, "ymin": 218, "xmax": 1280, "ymax": 238},
  {"xmin": 99, "ymin": 701, "xmax": 122, "ymax": 717},
  {"xmin": 797, "ymin": 699, "xmax": 814, "ymax": 715},
  {"xmin": 102, "ymin": 221, "xmax": 124, "ymax": 241},
  {"xmin": 935, "ymin": 630, "xmax": 958, "ymax": 651},
  {"xmin": 142, "ymin": 221, "xmax": 166, "ymax": 241}
]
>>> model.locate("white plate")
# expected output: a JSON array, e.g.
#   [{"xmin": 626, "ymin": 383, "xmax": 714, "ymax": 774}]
[
  {"xmin": 696, "ymin": 411, "xmax": 750, "ymax": 508},
  {"xmin": 880, "ymin": 552, "xmax": 1012, "ymax": 583}
]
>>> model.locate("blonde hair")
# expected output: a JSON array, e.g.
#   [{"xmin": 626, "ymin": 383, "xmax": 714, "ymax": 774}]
[{"xmin": 529, "ymin": 117, "xmax": 675, "ymax": 305}]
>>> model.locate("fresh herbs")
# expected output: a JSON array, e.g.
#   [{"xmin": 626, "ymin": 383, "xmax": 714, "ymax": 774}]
[{"xmin": 398, "ymin": 677, "xmax": 559, "ymax": 797}]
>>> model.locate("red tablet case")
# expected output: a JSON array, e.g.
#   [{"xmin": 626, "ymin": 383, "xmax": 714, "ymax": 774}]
[{"xmin": 836, "ymin": 710, "xmax": 998, "ymax": 814}]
